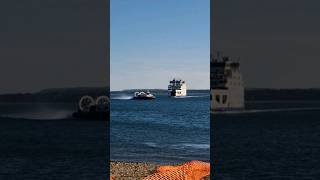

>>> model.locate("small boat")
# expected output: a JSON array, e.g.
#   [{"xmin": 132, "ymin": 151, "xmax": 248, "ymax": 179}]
[
  {"xmin": 133, "ymin": 91, "xmax": 156, "ymax": 100},
  {"xmin": 72, "ymin": 95, "xmax": 109, "ymax": 120}
]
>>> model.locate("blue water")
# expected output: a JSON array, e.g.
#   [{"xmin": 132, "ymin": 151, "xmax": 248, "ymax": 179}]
[
  {"xmin": 110, "ymin": 91, "xmax": 210, "ymax": 164},
  {"xmin": 214, "ymin": 101, "xmax": 320, "ymax": 179},
  {"xmin": 3, "ymin": 92, "xmax": 319, "ymax": 179},
  {"xmin": 0, "ymin": 102, "xmax": 107, "ymax": 179}
]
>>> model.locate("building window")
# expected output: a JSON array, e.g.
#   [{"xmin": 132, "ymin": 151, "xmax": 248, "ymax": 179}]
[
  {"xmin": 215, "ymin": 95, "xmax": 220, "ymax": 103},
  {"xmin": 222, "ymin": 95, "xmax": 227, "ymax": 104}
]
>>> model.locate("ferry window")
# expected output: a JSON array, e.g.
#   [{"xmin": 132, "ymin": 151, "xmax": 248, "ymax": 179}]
[
  {"xmin": 222, "ymin": 95, "xmax": 227, "ymax": 104},
  {"xmin": 215, "ymin": 95, "xmax": 220, "ymax": 103}
]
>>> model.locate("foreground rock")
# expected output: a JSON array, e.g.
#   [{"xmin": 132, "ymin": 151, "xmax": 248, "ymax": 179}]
[
  {"xmin": 110, "ymin": 162, "xmax": 157, "ymax": 180},
  {"xmin": 110, "ymin": 161, "xmax": 210, "ymax": 180}
]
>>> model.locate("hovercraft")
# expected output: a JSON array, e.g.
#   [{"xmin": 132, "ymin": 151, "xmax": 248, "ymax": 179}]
[
  {"xmin": 72, "ymin": 95, "xmax": 109, "ymax": 120},
  {"xmin": 133, "ymin": 91, "xmax": 156, "ymax": 100}
]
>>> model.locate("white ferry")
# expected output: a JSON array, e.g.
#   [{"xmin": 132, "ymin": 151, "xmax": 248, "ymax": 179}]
[
  {"xmin": 168, "ymin": 78, "xmax": 187, "ymax": 97},
  {"xmin": 211, "ymin": 52, "xmax": 244, "ymax": 111}
]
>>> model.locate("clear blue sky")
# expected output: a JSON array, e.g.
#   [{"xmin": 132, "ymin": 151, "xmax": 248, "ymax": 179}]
[{"xmin": 111, "ymin": 0, "xmax": 209, "ymax": 91}]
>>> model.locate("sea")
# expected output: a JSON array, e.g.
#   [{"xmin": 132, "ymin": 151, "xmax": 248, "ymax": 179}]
[
  {"xmin": 110, "ymin": 90, "xmax": 210, "ymax": 164},
  {"xmin": 1, "ymin": 90, "xmax": 320, "ymax": 179},
  {"xmin": 214, "ymin": 100, "xmax": 320, "ymax": 179},
  {"xmin": 0, "ymin": 102, "xmax": 107, "ymax": 179}
]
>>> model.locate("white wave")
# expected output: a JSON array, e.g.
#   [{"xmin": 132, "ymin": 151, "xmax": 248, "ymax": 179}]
[
  {"xmin": 174, "ymin": 95, "xmax": 209, "ymax": 98},
  {"xmin": 111, "ymin": 94, "xmax": 133, "ymax": 100},
  {"xmin": 1, "ymin": 110, "xmax": 72, "ymax": 120},
  {"xmin": 174, "ymin": 143, "xmax": 210, "ymax": 149},
  {"xmin": 214, "ymin": 107, "xmax": 320, "ymax": 115},
  {"xmin": 144, "ymin": 142, "xmax": 158, "ymax": 148},
  {"xmin": 144, "ymin": 142, "xmax": 210, "ymax": 150}
]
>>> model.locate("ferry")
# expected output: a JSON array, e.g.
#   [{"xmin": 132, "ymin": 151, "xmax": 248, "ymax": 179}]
[
  {"xmin": 133, "ymin": 91, "xmax": 156, "ymax": 100},
  {"xmin": 72, "ymin": 95, "xmax": 109, "ymax": 120},
  {"xmin": 168, "ymin": 78, "xmax": 187, "ymax": 97},
  {"xmin": 211, "ymin": 52, "xmax": 244, "ymax": 111}
]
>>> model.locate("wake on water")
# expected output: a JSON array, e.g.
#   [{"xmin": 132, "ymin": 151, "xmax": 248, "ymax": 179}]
[
  {"xmin": 144, "ymin": 142, "xmax": 210, "ymax": 150},
  {"xmin": 0, "ymin": 109, "xmax": 72, "ymax": 120},
  {"xmin": 111, "ymin": 94, "xmax": 208, "ymax": 100},
  {"xmin": 214, "ymin": 107, "xmax": 320, "ymax": 115},
  {"xmin": 111, "ymin": 94, "xmax": 133, "ymax": 100},
  {"xmin": 3, "ymin": 102, "xmax": 318, "ymax": 120},
  {"xmin": 174, "ymin": 95, "xmax": 209, "ymax": 98}
]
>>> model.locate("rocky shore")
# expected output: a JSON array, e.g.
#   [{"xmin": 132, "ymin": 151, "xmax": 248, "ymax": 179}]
[
  {"xmin": 110, "ymin": 162, "xmax": 157, "ymax": 180},
  {"xmin": 110, "ymin": 161, "xmax": 210, "ymax": 180}
]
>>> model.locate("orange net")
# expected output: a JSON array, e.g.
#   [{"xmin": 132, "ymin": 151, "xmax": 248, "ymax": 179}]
[
  {"xmin": 143, "ymin": 160, "xmax": 210, "ymax": 180},
  {"xmin": 110, "ymin": 160, "xmax": 210, "ymax": 180}
]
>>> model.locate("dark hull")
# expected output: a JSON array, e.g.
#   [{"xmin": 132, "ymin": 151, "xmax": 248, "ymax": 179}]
[
  {"xmin": 170, "ymin": 91, "xmax": 176, "ymax": 96},
  {"xmin": 133, "ymin": 97, "xmax": 156, "ymax": 100},
  {"xmin": 72, "ymin": 111, "xmax": 109, "ymax": 121},
  {"xmin": 132, "ymin": 96, "xmax": 156, "ymax": 100},
  {"xmin": 133, "ymin": 96, "xmax": 155, "ymax": 100}
]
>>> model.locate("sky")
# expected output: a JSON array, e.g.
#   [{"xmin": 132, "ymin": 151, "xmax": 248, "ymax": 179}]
[
  {"xmin": 214, "ymin": 0, "xmax": 320, "ymax": 89},
  {"xmin": 2, "ymin": 1, "xmax": 319, "ymax": 94},
  {"xmin": 0, "ymin": 0, "xmax": 108, "ymax": 94},
  {"xmin": 111, "ymin": 0, "xmax": 210, "ymax": 91}
]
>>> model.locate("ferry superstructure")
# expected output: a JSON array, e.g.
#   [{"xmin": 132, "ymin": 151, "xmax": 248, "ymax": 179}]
[
  {"xmin": 211, "ymin": 53, "xmax": 244, "ymax": 111},
  {"xmin": 168, "ymin": 78, "xmax": 187, "ymax": 97}
]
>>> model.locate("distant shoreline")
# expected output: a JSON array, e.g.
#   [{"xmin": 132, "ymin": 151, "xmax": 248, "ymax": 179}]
[
  {"xmin": 111, "ymin": 88, "xmax": 320, "ymax": 92},
  {"xmin": 111, "ymin": 89, "xmax": 210, "ymax": 93},
  {"xmin": 2, "ymin": 87, "xmax": 320, "ymax": 102},
  {"xmin": 0, "ymin": 87, "xmax": 109, "ymax": 103}
]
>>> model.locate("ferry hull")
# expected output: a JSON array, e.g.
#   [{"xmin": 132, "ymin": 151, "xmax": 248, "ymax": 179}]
[
  {"xmin": 211, "ymin": 89, "xmax": 244, "ymax": 111},
  {"xmin": 211, "ymin": 107, "xmax": 244, "ymax": 112},
  {"xmin": 168, "ymin": 90, "xmax": 187, "ymax": 97}
]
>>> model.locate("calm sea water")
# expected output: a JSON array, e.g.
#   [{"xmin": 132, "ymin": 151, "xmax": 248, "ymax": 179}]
[
  {"xmin": 2, "ymin": 93, "xmax": 319, "ymax": 179},
  {"xmin": 110, "ymin": 90, "xmax": 210, "ymax": 164},
  {"xmin": 214, "ymin": 101, "xmax": 320, "ymax": 179},
  {"xmin": 0, "ymin": 102, "xmax": 107, "ymax": 179}
]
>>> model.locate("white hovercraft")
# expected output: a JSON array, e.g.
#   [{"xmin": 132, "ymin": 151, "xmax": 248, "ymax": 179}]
[
  {"xmin": 72, "ymin": 95, "xmax": 109, "ymax": 120},
  {"xmin": 133, "ymin": 91, "xmax": 156, "ymax": 100}
]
